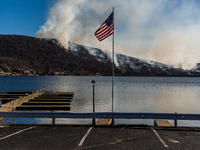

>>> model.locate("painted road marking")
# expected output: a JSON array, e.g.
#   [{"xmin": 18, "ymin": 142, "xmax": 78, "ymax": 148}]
[
  {"xmin": 151, "ymin": 128, "xmax": 168, "ymax": 148},
  {"xmin": 78, "ymin": 126, "xmax": 93, "ymax": 147},
  {"xmin": 0, "ymin": 126, "xmax": 37, "ymax": 140},
  {"xmin": 168, "ymin": 138, "xmax": 179, "ymax": 143}
]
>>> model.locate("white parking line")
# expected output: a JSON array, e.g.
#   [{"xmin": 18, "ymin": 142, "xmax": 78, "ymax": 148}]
[
  {"xmin": 151, "ymin": 128, "xmax": 168, "ymax": 148},
  {"xmin": 78, "ymin": 126, "xmax": 93, "ymax": 147},
  {"xmin": 0, "ymin": 126, "xmax": 37, "ymax": 141}
]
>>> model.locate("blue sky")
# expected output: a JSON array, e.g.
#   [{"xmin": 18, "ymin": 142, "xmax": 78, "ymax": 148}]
[{"xmin": 0, "ymin": 0, "xmax": 52, "ymax": 37}]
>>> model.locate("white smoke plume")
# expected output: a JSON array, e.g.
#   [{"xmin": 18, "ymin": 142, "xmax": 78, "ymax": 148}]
[{"xmin": 36, "ymin": 0, "xmax": 200, "ymax": 69}]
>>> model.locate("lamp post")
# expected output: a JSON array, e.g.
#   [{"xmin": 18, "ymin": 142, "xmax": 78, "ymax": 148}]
[{"xmin": 91, "ymin": 80, "xmax": 96, "ymax": 125}]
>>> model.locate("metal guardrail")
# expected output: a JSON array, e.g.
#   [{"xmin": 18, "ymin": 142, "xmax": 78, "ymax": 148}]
[{"xmin": 1, "ymin": 111, "xmax": 200, "ymax": 120}]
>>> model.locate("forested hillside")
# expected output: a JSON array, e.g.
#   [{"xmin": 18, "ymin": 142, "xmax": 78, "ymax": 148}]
[{"xmin": 0, "ymin": 35, "xmax": 119, "ymax": 75}]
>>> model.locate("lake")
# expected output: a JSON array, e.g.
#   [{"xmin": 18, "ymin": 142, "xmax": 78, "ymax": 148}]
[{"xmin": 1, "ymin": 76, "xmax": 200, "ymax": 126}]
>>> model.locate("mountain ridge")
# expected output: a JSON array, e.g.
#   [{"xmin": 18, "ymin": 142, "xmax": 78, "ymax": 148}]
[
  {"xmin": 0, "ymin": 34, "xmax": 200, "ymax": 76},
  {"xmin": 68, "ymin": 41, "xmax": 200, "ymax": 76}
]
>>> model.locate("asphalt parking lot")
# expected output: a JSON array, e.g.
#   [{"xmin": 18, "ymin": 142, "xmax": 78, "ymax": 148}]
[{"xmin": 1, "ymin": 124, "xmax": 200, "ymax": 150}]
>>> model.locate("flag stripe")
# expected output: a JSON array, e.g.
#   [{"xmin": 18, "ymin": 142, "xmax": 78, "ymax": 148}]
[
  {"xmin": 95, "ymin": 23, "xmax": 107, "ymax": 34},
  {"xmin": 95, "ymin": 22, "xmax": 113, "ymax": 41},
  {"xmin": 95, "ymin": 23, "xmax": 113, "ymax": 35},
  {"xmin": 99, "ymin": 31, "xmax": 113, "ymax": 41},
  {"xmin": 98, "ymin": 29, "xmax": 113, "ymax": 41},
  {"xmin": 95, "ymin": 24, "xmax": 113, "ymax": 39},
  {"xmin": 95, "ymin": 26, "xmax": 109, "ymax": 37},
  {"xmin": 95, "ymin": 22, "xmax": 113, "ymax": 36},
  {"xmin": 94, "ymin": 11, "xmax": 113, "ymax": 41}
]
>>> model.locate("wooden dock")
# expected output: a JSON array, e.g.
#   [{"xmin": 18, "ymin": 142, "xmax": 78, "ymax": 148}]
[
  {"xmin": 0, "ymin": 91, "xmax": 74, "ymax": 111},
  {"xmin": 0, "ymin": 91, "xmax": 44, "ymax": 111},
  {"xmin": 16, "ymin": 92, "xmax": 74, "ymax": 111}
]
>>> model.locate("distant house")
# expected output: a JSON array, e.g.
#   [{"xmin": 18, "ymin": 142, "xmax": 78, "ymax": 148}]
[
  {"xmin": 6, "ymin": 67, "xmax": 11, "ymax": 72},
  {"xmin": 24, "ymin": 70, "xmax": 30, "ymax": 74},
  {"xmin": 30, "ymin": 69, "xmax": 36, "ymax": 75},
  {"xmin": 0, "ymin": 68, "xmax": 4, "ymax": 74}
]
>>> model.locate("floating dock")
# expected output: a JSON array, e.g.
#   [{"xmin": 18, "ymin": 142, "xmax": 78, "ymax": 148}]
[
  {"xmin": 0, "ymin": 91, "xmax": 74, "ymax": 111},
  {"xmin": 16, "ymin": 92, "xmax": 74, "ymax": 111},
  {"xmin": 0, "ymin": 91, "xmax": 44, "ymax": 111}
]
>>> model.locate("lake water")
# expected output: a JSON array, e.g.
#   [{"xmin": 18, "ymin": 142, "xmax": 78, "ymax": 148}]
[{"xmin": 1, "ymin": 76, "xmax": 200, "ymax": 126}]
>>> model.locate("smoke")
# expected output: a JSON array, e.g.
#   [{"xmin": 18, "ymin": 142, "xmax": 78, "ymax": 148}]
[{"xmin": 36, "ymin": 0, "xmax": 200, "ymax": 69}]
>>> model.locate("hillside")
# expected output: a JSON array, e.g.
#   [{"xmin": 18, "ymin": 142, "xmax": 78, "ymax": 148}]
[
  {"xmin": 0, "ymin": 35, "xmax": 119, "ymax": 75},
  {"xmin": 0, "ymin": 34, "xmax": 200, "ymax": 76},
  {"xmin": 68, "ymin": 42, "xmax": 200, "ymax": 77}
]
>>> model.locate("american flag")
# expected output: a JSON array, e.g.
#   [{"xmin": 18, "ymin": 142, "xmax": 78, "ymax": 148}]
[{"xmin": 94, "ymin": 12, "xmax": 113, "ymax": 41}]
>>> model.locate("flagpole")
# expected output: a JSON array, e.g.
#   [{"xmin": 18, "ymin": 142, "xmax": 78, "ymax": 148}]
[
  {"xmin": 94, "ymin": 7, "xmax": 114, "ymax": 116},
  {"xmin": 111, "ymin": 7, "xmax": 115, "ymax": 125},
  {"xmin": 112, "ymin": 7, "xmax": 114, "ymax": 113}
]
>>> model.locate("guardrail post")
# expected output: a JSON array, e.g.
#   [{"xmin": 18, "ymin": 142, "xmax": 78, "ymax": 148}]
[
  {"xmin": 174, "ymin": 119, "xmax": 177, "ymax": 127},
  {"xmin": 52, "ymin": 118, "xmax": 55, "ymax": 125},
  {"xmin": 111, "ymin": 118, "xmax": 115, "ymax": 125},
  {"xmin": 174, "ymin": 112, "xmax": 177, "ymax": 127}
]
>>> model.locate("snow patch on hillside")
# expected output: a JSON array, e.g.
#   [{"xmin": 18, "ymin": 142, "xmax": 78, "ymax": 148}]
[{"xmin": 68, "ymin": 41, "xmax": 200, "ymax": 76}]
